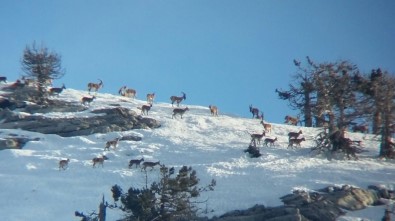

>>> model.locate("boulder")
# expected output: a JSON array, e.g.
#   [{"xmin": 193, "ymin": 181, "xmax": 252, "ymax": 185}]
[
  {"xmin": 211, "ymin": 186, "xmax": 383, "ymax": 221},
  {"xmin": 328, "ymin": 187, "xmax": 379, "ymax": 211},
  {"xmin": 0, "ymin": 137, "xmax": 40, "ymax": 150}
]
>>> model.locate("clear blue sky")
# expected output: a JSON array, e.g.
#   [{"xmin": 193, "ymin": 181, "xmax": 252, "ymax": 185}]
[{"xmin": 1, "ymin": 1, "xmax": 394, "ymax": 124}]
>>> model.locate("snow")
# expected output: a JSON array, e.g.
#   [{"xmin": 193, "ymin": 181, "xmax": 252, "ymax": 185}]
[{"xmin": 0, "ymin": 87, "xmax": 394, "ymax": 221}]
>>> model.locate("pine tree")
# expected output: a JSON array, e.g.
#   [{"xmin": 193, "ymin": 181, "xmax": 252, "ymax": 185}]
[
  {"xmin": 21, "ymin": 42, "xmax": 65, "ymax": 104},
  {"xmin": 114, "ymin": 164, "xmax": 216, "ymax": 221}
]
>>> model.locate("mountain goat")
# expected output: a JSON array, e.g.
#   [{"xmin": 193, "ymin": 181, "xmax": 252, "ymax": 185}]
[
  {"xmin": 170, "ymin": 92, "xmax": 186, "ymax": 107},
  {"xmin": 92, "ymin": 155, "xmax": 109, "ymax": 168},
  {"xmin": 87, "ymin": 79, "xmax": 103, "ymax": 94},
  {"xmin": 209, "ymin": 105, "xmax": 218, "ymax": 116},
  {"xmin": 59, "ymin": 158, "xmax": 70, "ymax": 171},
  {"xmin": 172, "ymin": 107, "xmax": 189, "ymax": 119}
]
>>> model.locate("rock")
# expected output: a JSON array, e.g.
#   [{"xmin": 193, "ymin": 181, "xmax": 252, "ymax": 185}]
[
  {"xmin": 0, "ymin": 137, "xmax": 40, "ymax": 150},
  {"xmin": 243, "ymin": 145, "xmax": 261, "ymax": 158},
  {"xmin": 212, "ymin": 206, "xmax": 310, "ymax": 221},
  {"xmin": 120, "ymin": 135, "xmax": 142, "ymax": 142},
  {"xmin": 0, "ymin": 106, "xmax": 161, "ymax": 137},
  {"xmin": 330, "ymin": 187, "xmax": 379, "ymax": 211},
  {"xmin": 211, "ymin": 185, "xmax": 382, "ymax": 221}
]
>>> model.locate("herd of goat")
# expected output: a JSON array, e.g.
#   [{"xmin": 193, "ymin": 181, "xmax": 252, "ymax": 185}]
[{"xmin": 0, "ymin": 76, "xmax": 368, "ymax": 171}]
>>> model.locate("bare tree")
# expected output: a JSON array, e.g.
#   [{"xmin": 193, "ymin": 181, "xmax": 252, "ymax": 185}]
[
  {"xmin": 313, "ymin": 60, "xmax": 361, "ymax": 132},
  {"xmin": 275, "ymin": 57, "xmax": 316, "ymax": 127},
  {"xmin": 21, "ymin": 42, "xmax": 65, "ymax": 104},
  {"xmin": 278, "ymin": 57, "xmax": 363, "ymax": 132}
]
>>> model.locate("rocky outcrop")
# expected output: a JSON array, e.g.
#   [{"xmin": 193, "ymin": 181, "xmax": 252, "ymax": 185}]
[
  {"xmin": 211, "ymin": 185, "xmax": 394, "ymax": 221},
  {"xmin": 0, "ymin": 106, "xmax": 161, "ymax": 137},
  {"xmin": 0, "ymin": 136, "xmax": 40, "ymax": 150},
  {"xmin": 1, "ymin": 86, "xmax": 159, "ymax": 139}
]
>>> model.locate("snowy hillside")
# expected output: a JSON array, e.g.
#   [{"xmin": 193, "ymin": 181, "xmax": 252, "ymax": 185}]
[{"xmin": 0, "ymin": 87, "xmax": 394, "ymax": 221}]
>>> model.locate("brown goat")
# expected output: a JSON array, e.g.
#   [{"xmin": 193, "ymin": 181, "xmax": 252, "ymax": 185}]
[
  {"xmin": 172, "ymin": 107, "xmax": 189, "ymax": 119},
  {"xmin": 285, "ymin": 115, "xmax": 299, "ymax": 126},
  {"xmin": 288, "ymin": 130, "xmax": 303, "ymax": 140},
  {"xmin": 147, "ymin": 92, "xmax": 155, "ymax": 104},
  {"xmin": 138, "ymin": 104, "xmax": 152, "ymax": 115},
  {"xmin": 92, "ymin": 155, "xmax": 109, "ymax": 168},
  {"xmin": 249, "ymin": 105, "xmax": 260, "ymax": 119},
  {"xmin": 260, "ymin": 120, "xmax": 272, "ymax": 133},
  {"xmin": 141, "ymin": 161, "xmax": 161, "ymax": 171},
  {"xmin": 119, "ymin": 86, "xmax": 136, "ymax": 99},
  {"xmin": 87, "ymin": 79, "xmax": 103, "ymax": 94},
  {"xmin": 209, "ymin": 105, "xmax": 218, "ymax": 116},
  {"xmin": 170, "ymin": 92, "xmax": 186, "ymax": 107},
  {"xmin": 104, "ymin": 138, "xmax": 120, "ymax": 151},
  {"xmin": 248, "ymin": 130, "xmax": 266, "ymax": 145},
  {"xmin": 81, "ymin": 96, "xmax": 96, "ymax": 105},
  {"xmin": 288, "ymin": 137, "xmax": 306, "ymax": 148},
  {"xmin": 59, "ymin": 158, "xmax": 70, "ymax": 171},
  {"xmin": 129, "ymin": 158, "xmax": 144, "ymax": 169},
  {"xmin": 264, "ymin": 137, "xmax": 278, "ymax": 147},
  {"xmin": 49, "ymin": 84, "xmax": 66, "ymax": 96}
]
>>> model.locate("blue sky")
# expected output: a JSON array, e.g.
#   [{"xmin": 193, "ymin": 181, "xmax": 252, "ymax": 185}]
[{"xmin": 1, "ymin": 1, "xmax": 395, "ymax": 124}]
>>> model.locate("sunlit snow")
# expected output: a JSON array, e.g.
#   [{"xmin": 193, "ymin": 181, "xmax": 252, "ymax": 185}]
[{"xmin": 0, "ymin": 87, "xmax": 394, "ymax": 221}]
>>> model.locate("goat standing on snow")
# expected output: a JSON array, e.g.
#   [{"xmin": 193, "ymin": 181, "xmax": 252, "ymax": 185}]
[
  {"xmin": 129, "ymin": 158, "xmax": 144, "ymax": 169},
  {"xmin": 264, "ymin": 137, "xmax": 277, "ymax": 147},
  {"xmin": 138, "ymin": 104, "xmax": 152, "ymax": 115},
  {"xmin": 170, "ymin": 92, "xmax": 186, "ymax": 107},
  {"xmin": 92, "ymin": 155, "xmax": 108, "ymax": 168},
  {"xmin": 49, "ymin": 84, "xmax": 66, "ymax": 96},
  {"xmin": 249, "ymin": 105, "xmax": 260, "ymax": 119},
  {"xmin": 119, "ymin": 86, "xmax": 137, "ymax": 99},
  {"xmin": 81, "ymin": 96, "xmax": 96, "ymax": 105},
  {"xmin": 172, "ymin": 107, "xmax": 189, "ymax": 119},
  {"xmin": 59, "ymin": 158, "xmax": 70, "ymax": 171},
  {"xmin": 247, "ymin": 130, "xmax": 266, "ymax": 145},
  {"xmin": 288, "ymin": 137, "xmax": 306, "ymax": 148},
  {"xmin": 87, "ymin": 79, "xmax": 103, "ymax": 94},
  {"xmin": 104, "ymin": 138, "xmax": 120, "ymax": 151},
  {"xmin": 288, "ymin": 130, "xmax": 303, "ymax": 140},
  {"xmin": 285, "ymin": 115, "xmax": 299, "ymax": 126},
  {"xmin": 147, "ymin": 92, "xmax": 155, "ymax": 104},
  {"xmin": 209, "ymin": 105, "xmax": 219, "ymax": 116},
  {"xmin": 141, "ymin": 161, "xmax": 161, "ymax": 171},
  {"xmin": 260, "ymin": 120, "xmax": 272, "ymax": 133}
]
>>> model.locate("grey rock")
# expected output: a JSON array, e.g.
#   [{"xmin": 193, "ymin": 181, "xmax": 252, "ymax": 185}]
[{"xmin": 0, "ymin": 106, "xmax": 160, "ymax": 137}]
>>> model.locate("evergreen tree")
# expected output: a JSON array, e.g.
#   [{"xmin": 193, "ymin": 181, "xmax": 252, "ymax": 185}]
[
  {"xmin": 21, "ymin": 42, "xmax": 65, "ymax": 104},
  {"xmin": 114, "ymin": 164, "xmax": 216, "ymax": 221}
]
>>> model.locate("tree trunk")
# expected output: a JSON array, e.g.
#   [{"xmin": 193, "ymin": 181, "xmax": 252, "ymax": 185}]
[
  {"xmin": 328, "ymin": 111, "xmax": 337, "ymax": 135},
  {"xmin": 373, "ymin": 110, "xmax": 382, "ymax": 134},
  {"xmin": 303, "ymin": 91, "xmax": 313, "ymax": 127}
]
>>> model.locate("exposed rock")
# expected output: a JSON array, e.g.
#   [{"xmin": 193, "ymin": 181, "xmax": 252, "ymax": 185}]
[
  {"xmin": 212, "ymin": 205, "xmax": 309, "ymax": 221},
  {"xmin": 23, "ymin": 99, "xmax": 86, "ymax": 113},
  {"xmin": 0, "ymin": 106, "xmax": 161, "ymax": 137},
  {"xmin": 327, "ymin": 187, "xmax": 379, "ymax": 211},
  {"xmin": 211, "ymin": 185, "xmax": 388, "ymax": 221},
  {"xmin": 0, "ymin": 136, "xmax": 40, "ymax": 150},
  {"xmin": 243, "ymin": 145, "xmax": 262, "ymax": 158},
  {"xmin": 120, "ymin": 135, "xmax": 142, "ymax": 142},
  {"xmin": 0, "ymin": 86, "xmax": 160, "ymax": 137}
]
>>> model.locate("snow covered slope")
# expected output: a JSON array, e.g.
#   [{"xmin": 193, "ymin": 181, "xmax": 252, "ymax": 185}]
[{"xmin": 0, "ymin": 88, "xmax": 394, "ymax": 221}]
